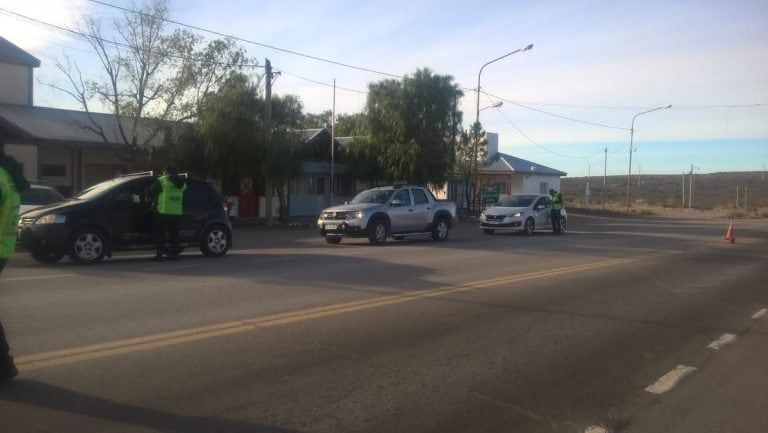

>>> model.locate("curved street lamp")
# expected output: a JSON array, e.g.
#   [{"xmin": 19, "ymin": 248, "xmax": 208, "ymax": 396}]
[
  {"xmin": 626, "ymin": 105, "xmax": 672, "ymax": 210},
  {"xmin": 479, "ymin": 101, "xmax": 503, "ymax": 112},
  {"xmin": 475, "ymin": 44, "xmax": 534, "ymax": 125}
]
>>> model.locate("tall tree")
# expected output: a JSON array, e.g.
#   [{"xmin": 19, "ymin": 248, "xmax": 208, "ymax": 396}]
[
  {"xmin": 455, "ymin": 121, "xmax": 488, "ymax": 210},
  {"xmin": 365, "ymin": 68, "xmax": 463, "ymax": 186},
  {"xmin": 301, "ymin": 111, "xmax": 367, "ymax": 137},
  {"xmin": 51, "ymin": 0, "xmax": 249, "ymax": 165}
]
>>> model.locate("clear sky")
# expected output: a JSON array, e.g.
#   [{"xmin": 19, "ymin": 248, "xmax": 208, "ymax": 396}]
[{"xmin": 1, "ymin": 0, "xmax": 766, "ymax": 177}]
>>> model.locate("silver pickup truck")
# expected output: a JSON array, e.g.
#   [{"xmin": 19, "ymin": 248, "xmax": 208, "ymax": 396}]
[{"xmin": 317, "ymin": 185, "xmax": 457, "ymax": 244}]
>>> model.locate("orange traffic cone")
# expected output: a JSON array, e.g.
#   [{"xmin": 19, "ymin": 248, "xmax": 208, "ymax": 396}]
[{"xmin": 723, "ymin": 220, "xmax": 735, "ymax": 243}]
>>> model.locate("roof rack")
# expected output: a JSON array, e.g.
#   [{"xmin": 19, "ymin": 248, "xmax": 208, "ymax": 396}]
[{"xmin": 119, "ymin": 171, "xmax": 153, "ymax": 177}]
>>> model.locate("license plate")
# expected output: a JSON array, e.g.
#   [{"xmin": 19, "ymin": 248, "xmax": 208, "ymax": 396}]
[
  {"xmin": 487, "ymin": 220, "xmax": 499, "ymax": 225},
  {"xmin": 325, "ymin": 224, "xmax": 337, "ymax": 230}
]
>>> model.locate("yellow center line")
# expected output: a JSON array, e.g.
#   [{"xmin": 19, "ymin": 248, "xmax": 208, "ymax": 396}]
[{"xmin": 15, "ymin": 252, "xmax": 669, "ymax": 372}]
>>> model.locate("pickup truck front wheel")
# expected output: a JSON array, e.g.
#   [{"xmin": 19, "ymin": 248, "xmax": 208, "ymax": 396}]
[
  {"xmin": 367, "ymin": 219, "xmax": 387, "ymax": 244},
  {"xmin": 431, "ymin": 217, "xmax": 450, "ymax": 241}
]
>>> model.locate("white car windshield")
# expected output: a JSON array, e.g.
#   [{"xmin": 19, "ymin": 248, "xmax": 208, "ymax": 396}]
[
  {"xmin": 496, "ymin": 195, "xmax": 537, "ymax": 207},
  {"xmin": 349, "ymin": 189, "xmax": 394, "ymax": 204}
]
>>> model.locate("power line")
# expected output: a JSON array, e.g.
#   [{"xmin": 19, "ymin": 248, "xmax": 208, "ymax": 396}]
[
  {"xmin": 277, "ymin": 70, "xmax": 368, "ymax": 94},
  {"xmin": 87, "ymin": 0, "xmax": 403, "ymax": 79},
  {"xmin": 484, "ymin": 91, "xmax": 631, "ymax": 131},
  {"xmin": 494, "ymin": 108, "xmax": 606, "ymax": 159},
  {"xmin": 0, "ymin": 7, "xmax": 263, "ymax": 68}
]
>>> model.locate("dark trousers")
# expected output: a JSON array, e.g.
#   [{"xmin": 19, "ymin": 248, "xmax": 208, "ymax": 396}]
[
  {"xmin": 154, "ymin": 213, "xmax": 181, "ymax": 256},
  {"xmin": 551, "ymin": 209, "xmax": 562, "ymax": 234},
  {"xmin": 1, "ymin": 258, "xmax": 18, "ymax": 380}
]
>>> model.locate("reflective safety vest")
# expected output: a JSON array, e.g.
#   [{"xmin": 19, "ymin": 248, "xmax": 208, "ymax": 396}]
[
  {"xmin": 156, "ymin": 176, "xmax": 186, "ymax": 215},
  {"xmin": 549, "ymin": 192, "xmax": 563, "ymax": 210},
  {"xmin": 0, "ymin": 166, "xmax": 20, "ymax": 259}
]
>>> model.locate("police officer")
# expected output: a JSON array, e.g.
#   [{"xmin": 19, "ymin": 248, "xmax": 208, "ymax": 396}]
[
  {"xmin": 1, "ymin": 139, "xmax": 30, "ymax": 385},
  {"xmin": 150, "ymin": 166, "xmax": 186, "ymax": 260},
  {"xmin": 549, "ymin": 188, "xmax": 564, "ymax": 234}
]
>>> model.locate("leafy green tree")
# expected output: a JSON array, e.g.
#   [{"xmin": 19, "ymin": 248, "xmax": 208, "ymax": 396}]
[
  {"xmin": 195, "ymin": 74, "xmax": 262, "ymax": 182},
  {"xmin": 301, "ymin": 111, "xmax": 367, "ymax": 137},
  {"xmin": 364, "ymin": 68, "xmax": 463, "ymax": 186},
  {"xmin": 455, "ymin": 121, "xmax": 488, "ymax": 209},
  {"xmin": 52, "ymin": 0, "xmax": 250, "ymax": 165},
  {"xmin": 262, "ymin": 94, "xmax": 304, "ymax": 223}
]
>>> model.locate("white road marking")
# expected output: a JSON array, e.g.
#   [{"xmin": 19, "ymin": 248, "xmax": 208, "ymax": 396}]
[
  {"xmin": 645, "ymin": 365, "xmax": 698, "ymax": 394},
  {"xmin": 584, "ymin": 426, "xmax": 610, "ymax": 433},
  {"xmin": 3, "ymin": 273, "xmax": 78, "ymax": 282},
  {"xmin": 752, "ymin": 308, "xmax": 768, "ymax": 320},
  {"xmin": 707, "ymin": 333, "xmax": 739, "ymax": 350}
]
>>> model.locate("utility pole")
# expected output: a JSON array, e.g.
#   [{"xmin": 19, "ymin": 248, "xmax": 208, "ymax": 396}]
[
  {"xmin": 637, "ymin": 164, "xmax": 641, "ymax": 187},
  {"xmin": 681, "ymin": 170, "xmax": 685, "ymax": 208},
  {"xmin": 745, "ymin": 184, "xmax": 748, "ymax": 210},
  {"xmin": 264, "ymin": 59, "xmax": 274, "ymax": 225},
  {"xmin": 602, "ymin": 147, "xmax": 607, "ymax": 210},
  {"xmin": 585, "ymin": 164, "xmax": 591, "ymax": 209},
  {"xmin": 688, "ymin": 164, "xmax": 693, "ymax": 209},
  {"xmin": 736, "ymin": 185, "xmax": 740, "ymax": 209},
  {"xmin": 331, "ymin": 79, "xmax": 336, "ymax": 206}
]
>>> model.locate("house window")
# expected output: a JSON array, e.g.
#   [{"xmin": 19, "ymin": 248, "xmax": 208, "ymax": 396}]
[
  {"xmin": 316, "ymin": 176, "xmax": 326, "ymax": 195},
  {"xmin": 41, "ymin": 164, "xmax": 66, "ymax": 177},
  {"xmin": 540, "ymin": 182, "xmax": 549, "ymax": 194}
]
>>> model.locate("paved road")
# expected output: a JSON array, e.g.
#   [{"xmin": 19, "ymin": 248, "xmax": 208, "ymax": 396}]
[{"xmin": 1, "ymin": 214, "xmax": 766, "ymax": 433}]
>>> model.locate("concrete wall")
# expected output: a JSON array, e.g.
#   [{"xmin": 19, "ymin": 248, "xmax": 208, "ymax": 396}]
[
  {"xmin": 0, "ymin": 63, "xmax": 31, "ymax": 105},
  {"xmin": 4, "ymin": 142, "xmax": 37, "ymax": 180},
  {"xmin": 521, "ymin": 175, "xmax": 561, "ymax": 195}
]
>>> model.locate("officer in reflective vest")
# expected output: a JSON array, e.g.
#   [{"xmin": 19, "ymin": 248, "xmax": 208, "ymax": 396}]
[
  {"xmin": 549, "ymin": 188, "xmax": 563, "ymax": 234},
  {"xmin": 150, "ymin": 166, "xmax": 187, "ymax": 260},
  {"xmin": 1, "ymin": 141, "xmax": 30, "ymax": 385}
]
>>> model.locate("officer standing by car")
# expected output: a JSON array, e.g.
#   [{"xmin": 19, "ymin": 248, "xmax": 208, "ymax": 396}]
[
  {"xmin": 149, "ymin": 166, "xmax": 187, "ymax": 260},
  {"xmin": 549, "ymin": 188, "xmax": 564, "ymax": 234},
  {"xmin": 1, "ymin": 140, "xmax": 30, "ymax": 385}
]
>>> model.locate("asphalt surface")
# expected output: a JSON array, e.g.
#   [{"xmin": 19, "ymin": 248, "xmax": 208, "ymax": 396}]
[{"xmin": 1, "ymin": 213, "xmax": 766, "ymax": 433}]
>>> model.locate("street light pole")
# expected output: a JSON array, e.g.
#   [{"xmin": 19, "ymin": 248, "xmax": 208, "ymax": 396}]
[
  {"xmin": 626, "ymin": 105, "xmax": 671, "ymax": 211},
  {"xmin": 475, "ymin": 44, "xmax": 533, "ymax": 126},
  {"xmin": 471, "ymin": 44, "xmax": 532, "ymax": 214}
]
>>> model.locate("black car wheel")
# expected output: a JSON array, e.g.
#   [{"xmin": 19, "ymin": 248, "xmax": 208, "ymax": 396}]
[
  {"xmin": 521, "ymin": 218, "xmax": 535, "ymax": 236},
  {"xmin": 31, "ymin": 249, "xmax": 64, "ymax": 264},
  {"xmin": 200, "ymin": 224, "xmax": 231, "ymax": 257},
  {"xmin": 367, "ymin": 219, "xmax": 387, "ymax": 245},
  {"xmin": 325, "ymin": 236, "xmax": 342, "ymax": 244},
  {"xmin": 68, "ymin": 227, "xmax": 107, "ymax": 264},
  {"xmin": 431, "ymin": 217, "xmax": 450, "ymax": 242}
]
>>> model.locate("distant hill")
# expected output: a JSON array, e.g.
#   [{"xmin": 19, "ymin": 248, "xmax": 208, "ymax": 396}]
[{"xmin": 561, "ymin": 171, "xmax": 767, "ymax": 210}]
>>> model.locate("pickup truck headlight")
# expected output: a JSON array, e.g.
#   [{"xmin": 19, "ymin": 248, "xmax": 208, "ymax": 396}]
[
  {"xmin": 34, "ymin": 214, "xmax": 67, "ymax": 225},
  {"xmin": 346, "ymin": 211, "xmax": 364, "ymax": 220}
]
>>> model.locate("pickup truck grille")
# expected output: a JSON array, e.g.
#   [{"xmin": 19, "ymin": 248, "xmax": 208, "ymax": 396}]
[{"xmin": 320, "ymin": 211, "xmax": 350, "ymax": 220}]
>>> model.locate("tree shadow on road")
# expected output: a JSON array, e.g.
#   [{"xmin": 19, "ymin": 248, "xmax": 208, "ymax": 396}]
[{"xmin": 0, "ymin": 379, "xmax": 305, "ymax": 433}]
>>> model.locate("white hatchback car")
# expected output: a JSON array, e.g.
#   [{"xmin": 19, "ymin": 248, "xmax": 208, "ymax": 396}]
[
  {"xmin": 20, "ymin": 184, "xmax": 65, "ymax": 214},
  {"xmin": 478, "ymin": 194, "xmax": 567, "ymax": 235}
]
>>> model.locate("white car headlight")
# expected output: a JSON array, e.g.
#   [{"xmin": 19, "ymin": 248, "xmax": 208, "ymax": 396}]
[
  {"xmin": 512, "ymin": 212, "xmax": 522, "ymax": 217},
  {"xmin": 35, "ymin": 214, "xmax": 67, "ymax": 225},
  {"xmin": 347, "ymin": 211, "xmax": 364, "ymax": 220}
]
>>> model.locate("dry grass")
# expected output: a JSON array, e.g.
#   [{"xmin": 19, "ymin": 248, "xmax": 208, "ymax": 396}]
[{"xmin": 562, "ymin": 171, "xmax": 767, "ymax": 219}]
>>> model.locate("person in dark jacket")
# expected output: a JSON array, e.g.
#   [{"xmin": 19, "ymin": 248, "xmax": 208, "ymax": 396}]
[
  {"xmin": 549, "ymin": 188, "xmax": 564, "ymax": 234},
  {"xmin": 149, "ymin": 166, "xmax": 187, "ymax": 260},
  {"xmin": 1, "ymin": 140, "xmax": 30, "ymax": 385}
]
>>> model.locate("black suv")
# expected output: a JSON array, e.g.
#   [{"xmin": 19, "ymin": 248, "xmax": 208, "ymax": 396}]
[{"xmin": 17, "ymin": 173, "xmax": 232, "ymax": 264}]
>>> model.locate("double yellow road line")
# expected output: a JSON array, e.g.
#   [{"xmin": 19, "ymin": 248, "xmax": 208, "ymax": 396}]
[{"xmin": 16, "ymin": 253, "xmax": 665, "ymax": 372}]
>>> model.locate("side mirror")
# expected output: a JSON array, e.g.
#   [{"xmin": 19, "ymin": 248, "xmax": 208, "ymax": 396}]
[
  {"xmin": 391, "ymin": 199, "xmax": 403, "ymax": 207},
  {"xmin": 536, "ymin": 204, "xmax": 546, "ymax": 210}
]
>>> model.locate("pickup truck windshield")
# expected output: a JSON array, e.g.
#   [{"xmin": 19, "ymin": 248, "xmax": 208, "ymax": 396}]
[{"xmin": 349, "ymin": 189, "xmax": 394, "ymax": 204}]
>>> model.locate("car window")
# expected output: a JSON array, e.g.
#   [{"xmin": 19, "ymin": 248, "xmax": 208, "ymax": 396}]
[
  {"xmin": 350, "ymin": 189, "xmax": 393, "ymax": 204},
  {"xmin": 535, "ymin": 197, "xmax": 549, "ymax": 208},
  {"xmin": 393, "ymin": 189, "xmax": 411, "ymax": 206},
  {"xmin": 21, "ymin": 188, "xmax": 64, "ymax": 205},
  {"xmin": 411, "ymin": 189, "xmax": 428, "ymax": 205}
]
